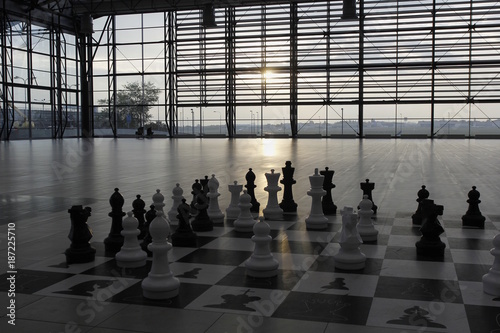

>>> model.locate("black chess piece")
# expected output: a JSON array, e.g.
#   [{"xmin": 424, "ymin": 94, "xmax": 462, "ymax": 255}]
[
  {"xmin": 359, "ymin": 179, "xmax": 377, "ymax": 214},
  {"xmin": 172, "ymin": 199, "xmax": 198, "ymax": 247},
  {"xmin": 191, "ymin": 190, "xmax": 214, "ymax": 231},
  {"xmin": 65, "ymin": 205, "xmax": 96, "ymax": 264},
  {"xmin": 190, "ymin": 179, "xmax": 202, "ymax": 214},
  {"xmin": 279, "ymin": 161, "xmax": 298, "ymax": 213},
  {"xmin": 245, "ymin": 168, "xmax": 260, "ymax": 213},
  {"xmin": 104, "ymin": 188, "xmax": 126, "ymax": 253},
  {"xmin": 140, "ymin": 204, "xmax": 156, "ymax": 256},
  {"xmin": 412, "ymin": 185, "xmax": 429, "ymax": 226},
  {"xmin": 200, "ymin": 175, "xmax": 210, "ymax": 195},
  {"xmin": 415, "ymin": 199, "xmax": 446, "ymax": 257},
  {"xmin": 320, "ymin": 167, "xmax": 337, "ymax": 215},
  {"xmin": 461, "ymin": 186, "xmax": 486, "ymax": 229},
  {"xmin": 132, "ymin": 194, "xmax": 147, "ymax": 239}
]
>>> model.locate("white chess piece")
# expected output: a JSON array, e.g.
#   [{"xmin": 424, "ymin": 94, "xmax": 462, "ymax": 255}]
[
  {"xmin": 152, "ymin": 189, "xmax": 165, "ymax": 214},
  {"xmin": 226, "ymin": 180, "xmax": 242, "ymax": 220},
  {"xmin": 305, "ymin": 168, "xmax": 328, "ymax": 230},
  {"xmin": 263, "ymin": 169, "xmax": 283, "ymax": 220},
  {"xmin": 116, "ymin": 211, "xmax": 147, "ymax": 268},
  {"xmin": 357, "ymin": 194, "xmax": 379, "ymax": 242},
  {"xmin": 234, "ymin": 190, "xmax": 257, "ymax": 232},
  {"xmin": 207, "ymin": 174, "xmax": 225, "ymax": 223},
  {"xmin": 167, "ymin": 184, "xmax": 184, "ymax": 225},
  {"xmin": 245, "ymin": 216, "xmax": 279, "ymax": 277},
  {"xmin": 142, "ymin": 211, "xmax": 180, "ymax": 299},
  {"xmin": 483, "ymin": 233, "xmax": 500, "ymax": 295},
  {"xmin": 334, "ymin": 206, "xmax": 366, "ymax": 270}
]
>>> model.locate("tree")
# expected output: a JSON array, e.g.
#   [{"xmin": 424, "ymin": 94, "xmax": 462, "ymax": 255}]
[{"xmin": 97, "ymin": 81, "xmax": 160, "ymax": 129}]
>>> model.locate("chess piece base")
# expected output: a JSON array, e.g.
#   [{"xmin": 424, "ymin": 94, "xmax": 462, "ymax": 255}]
[
  {"xmin": 483, "ymin": 270, "xmax": 500, "ymax": 296},
  {"xmin": 462, "ymin": 215, "xmax": 485, "ymax": 229},
  {"xmin": 245, "ymin": 256, "xmax": 279, "ymax": 278},
  {"xmin": 116, "ymin": 258, "xmax": 147, "ymax": 268},
  {"xmin": 305, "ymin": 216, "xmax": 328, "ymax": 230},
  {"xmin": 65, "ymin": 247, "xmax": 96, "ymax": 264},
  {"xmin": 358, "ymin": 229, "xmax": 379, "ymax": 242},
  {"xmin": 415, "ymin": 239, "xmax": 446, "ymax": 257},
  {"xmin": 246, "ymin": 268, "xmax": 278, "ymax": 278},
  {"xmin": 333, "ymin": 255, "xmax": 366, "ymax": 270},
  {"xmin": 263, "ymin": 208, "xmax": 283, "ymax": 220},
  {"xmin": 142, "ymin": 277, "xmax": 180, "ymax": 300}
]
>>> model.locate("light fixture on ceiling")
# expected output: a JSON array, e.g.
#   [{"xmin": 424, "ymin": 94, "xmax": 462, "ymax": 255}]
[
  {"xmin": 202, "ymin": 3, "xmax": 217, "ymax": 28},
  {"xmin": 341, "ymin": 0, "xmax": 358, "ymax": 20}
]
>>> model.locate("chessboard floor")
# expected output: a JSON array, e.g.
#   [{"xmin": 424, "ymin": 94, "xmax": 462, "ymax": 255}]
[{"xmin": 1, "ymin": 138, "xmax": 500, "ymax": 333}]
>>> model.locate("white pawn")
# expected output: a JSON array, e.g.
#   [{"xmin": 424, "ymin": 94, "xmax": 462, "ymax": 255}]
[
  {"xmin": 246, "ymin": 216, "xmax": 279, "ymax": 278},
  {"xmin": 483, "ymin": 233, "xmax": 500, "ymax": 295},
  {"xmin": 167, "ymin": 184, "xmax": 184, "ymax": 225},
  {"xmin": 263, "ymin": 169, "xmax": 283, "ymax": 220},
  {"xmin": 305, "ymin": 168, "xmax": 328, "ymax": 230},
  {"xmin": 116, "ymin": 212, "xmax": 147, "ymax": 268},
  {"xmin": 207, "ymin": 174, "xmax": 225, "ymax": 223},
  {"xmin": 152, "ymin": 189, "xmax": 165, "ymax": 214},
  {"xmin": 357, "ymin": 194, "xmax": 379, "ymax": 242},
  {"xmin": 142, "ymin": 211, "xmax": 180, "ymax": 299},
  {"xmin": 226, "ymin": 181, "xmax": 242, "ymax": 220},
  {"xmin": 234, "ymin": 190, "xmax": 257, "ymax": 232},
  {"xmin": 334, "ymin": 206, "xmax": 366, "ymax": 270}
]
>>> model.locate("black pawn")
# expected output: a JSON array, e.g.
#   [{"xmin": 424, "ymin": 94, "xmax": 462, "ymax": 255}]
[
  {"xmin": 412, "ymin": 185, "xmax": 429, "ymax": 226},
  {"xmin": 132, "ymin": 194, "xmax": 147, "ymax": 239},
  {"xmin": 172, "ymin": 199, "xmax": 198, "ymax": 247},
  {"xmin": 191, "ymin": 179, "xmax": 202, "ymax": 214},
  {"xmin": 279, "ymin": 161, "xmax": 298, "ymax": 213},
  {"xmin": 415, "ymin": 199, "xmax": 446, "ymax": 257},
  {"xmin": 140, "ymin": 204, "xmax": 156, "ymax": 256},
  {"xmin": 104, "ymin": 188, "xmax": 126, "ymax": 253},
  {"xmin": 191, "ymin": 190, "xmax": 214, "ymax": 231},
  {"xmin": 320, "ymin": 167, "xmax": 337, "ymax": 215},
  {"xmin": 65, "ymin": 205, "xmax": 96, "ymax": 264},
  {"xmin": 462, "ymin": 186, "xmax": 486, "ymax": 229},
  {"xmin": 245, "ymin": 168, "xmax": 260, "ymax": 213},
  {"xmin": 359, "ymin": 179, "xmax": 378, "ymax": 214}
]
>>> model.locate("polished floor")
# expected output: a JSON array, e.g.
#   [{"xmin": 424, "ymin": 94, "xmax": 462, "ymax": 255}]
[{"xmin": 1, "ymin": 138, "xmax": 500, "ymax": 332}]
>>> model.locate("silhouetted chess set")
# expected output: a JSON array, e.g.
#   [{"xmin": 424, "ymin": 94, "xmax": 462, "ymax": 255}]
[{"xmin": 5, "ymin": 161, "xmax": 500, "ymax": 332}]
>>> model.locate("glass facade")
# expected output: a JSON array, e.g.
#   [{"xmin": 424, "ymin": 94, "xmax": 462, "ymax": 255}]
[{"xmin": 1, "ymin": 0, "xmax": 500, "ymax": 139}]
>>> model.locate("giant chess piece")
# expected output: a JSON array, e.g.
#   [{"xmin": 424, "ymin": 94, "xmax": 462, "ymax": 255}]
[
  {"xmin": 65, "ymin": 205, "xmax": 95, "ymax": 264},
  {"xmin": 207, "ymin": 174, "xmax": 225, "ymax": 223},
  {"xmin": 359, "ymin": 179, "xmax": 378, "ymax": 214},
  {"xmin": 483, "ymin": 233, "xmax": 500, "ymax": 296},
  {"xmin": 245, "ymin": 168, "xmax": 260, "ymax": 213},
  {"xmin": 234, "ymin": 190, "xmax": 257, "ymax": 232},
  {"xmin": 320, "ymin": 167, "xmax": 337, "ymax": 215},
  {"xmin": 142, "ymin": 210, "xmax": 180, "ymax": 299},
  {"xmin": 462, "ymin": 186, "xmax": 486, "ymax": 229},
  {"xmin": 190, "ymin": 179, "xmax": 202, "ymax": 215},
  {"xmin": 152, "ymin": 189, "xmax": 166, "ymax": 215},
  {"xmin": 104, "ymin": 188, "xmax": 126, "ymax": 253},
  {"xmin": 172, "ymin": 199, "xmax": 197, "ymax": 247},
  {"xmin": 167, "ymin": 184, "xmax": 184, "ymax": 225},
  {"xmin": 305, "ymin": 168, "xmax": 328, "ymax": 230},
  {"xmin": 140, "ymin": 204, "xmax": 156, "ymax": 257},
  {"xmin": 334, "ymin": 206, "xmax": 366, "ymax": 270},
  {"xmin": 226, "ymin": 181, "xmax": 243, "ymax": 220},
  {"xmin": 412, "ymin": 185, "xmax": 429, "ymax": 226},
  {"xmin": 279, "ymin": 161, "xmax": 298, "ymax": 213},
  {"xmin": 191, "ymin": 190, "xmax": 214, "ymax": 231},
  {"xmin": 200, "ymin": 175, "xmax": 210, "ymax": 198},
  {"xmin": 357, "ymin": 194, "xmax": 378, "ymax": 242},
  {"xmin": 263, "ymin": 169, "xmax": 283, "ymax": 220},
  {"xmin": 415, "ymin": 199, "xmax": 446, "ymax": 257},
  {"xmin": 132, "ymin": 194, "xmax": 147, "ymax": 239},
  {"xmin": 245, "ymin": 216, "xmax": 279, "ymax": 278},
  {"xmin": 116, "ymin": 212, "xmax": 147, "ymax": 268}
]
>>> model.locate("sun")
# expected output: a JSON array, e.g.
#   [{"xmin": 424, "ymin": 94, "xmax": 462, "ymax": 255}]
[{"xmin": 263, "ymin": 69, "xmax": 275, "ymax": 81}]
